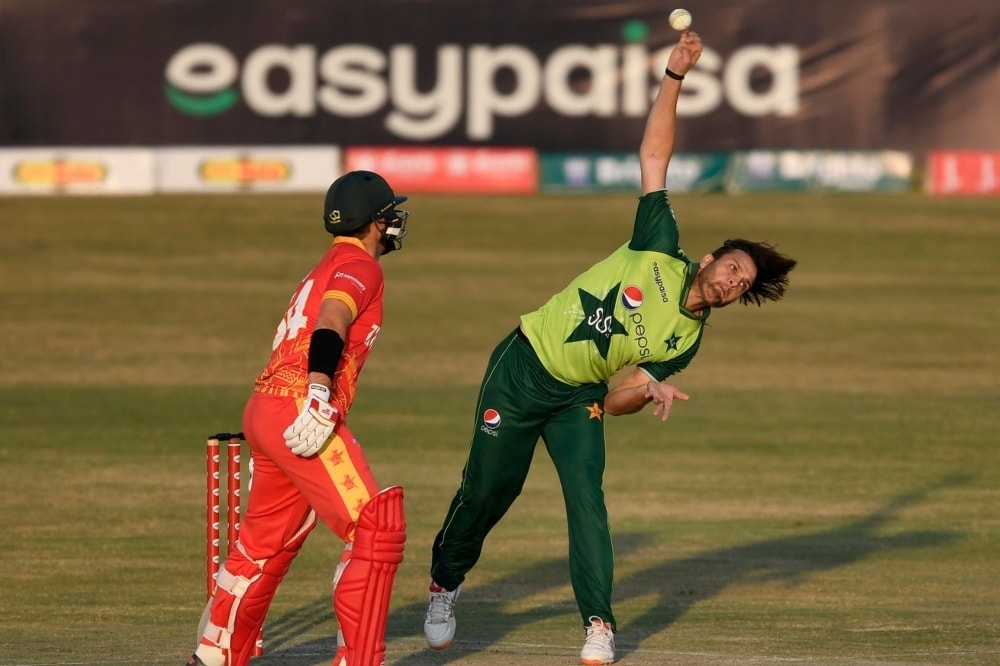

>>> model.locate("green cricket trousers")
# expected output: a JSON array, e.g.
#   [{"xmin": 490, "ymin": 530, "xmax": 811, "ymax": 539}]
[{"xmin": 430, "ymin": 327, "xmax": 616, "ymax": 630}]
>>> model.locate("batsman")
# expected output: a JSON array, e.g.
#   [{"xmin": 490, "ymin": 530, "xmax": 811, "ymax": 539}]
[{"xmin": 187, "ymin": 171, "xmax": 410, "ymax": 666}]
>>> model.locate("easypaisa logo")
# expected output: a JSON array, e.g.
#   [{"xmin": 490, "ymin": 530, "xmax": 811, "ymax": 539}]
[{"xmin": 163, "ymin": 20, "xmax": 799, "ymax": 141}]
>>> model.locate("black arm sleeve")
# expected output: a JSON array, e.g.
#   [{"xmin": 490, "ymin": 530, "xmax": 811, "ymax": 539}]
[{"xmin": 307, "ymin": 328, "xmax": 345, "ymax": 378}]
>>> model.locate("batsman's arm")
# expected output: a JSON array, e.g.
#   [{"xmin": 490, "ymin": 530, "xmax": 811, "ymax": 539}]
[
  {"xmin": 605, "ymin": 368, "xmax": 690, "ymax": 421},
  {"xmin": 307, "ymin": 297, "xmax": 354, "ymax": 390},
  {"xmin": 639, "ymin": 30, "xmax": 703, "ymax": 195},
  {"xmin": 283, "ymin": 297, "xmax": 356, "ymax": 457}
]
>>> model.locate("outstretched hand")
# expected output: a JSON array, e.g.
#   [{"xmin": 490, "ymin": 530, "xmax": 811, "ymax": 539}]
[
  {"xmin": 667, "ymin": 30, "xmax": 703, "ymax": 77},
  {"xmin": 645, "ymin": 381, "xmax": 690, "ymax": 422}
]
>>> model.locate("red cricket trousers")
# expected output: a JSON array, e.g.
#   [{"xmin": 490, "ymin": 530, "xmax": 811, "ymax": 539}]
[{"xmin": 240, "ymin": 391, "xmax": 380, "ymax": 555}]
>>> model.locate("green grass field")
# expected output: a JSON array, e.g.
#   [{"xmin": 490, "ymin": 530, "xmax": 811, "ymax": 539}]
[{"xmin": 1, "ymin": 192, "xmax": 997, "ymax": 665}]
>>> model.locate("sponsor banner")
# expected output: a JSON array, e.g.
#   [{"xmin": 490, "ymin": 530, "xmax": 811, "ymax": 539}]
[
  {"xmin": 157, "ymin": 146, "xmax": 339, "ymax": 193},
  {"xmin": 925, "ymin": 151, "xmax": 1000, "ymax": 195},
  {"xmin": 0, "ymin": 0, "xmax": 994, "ymax": 154},
  {"xmin": 724, "ymin": 151, "xmax": 913, "ymax": 193},
  {"xmin": 345, "ymin": 147, "xmax": 537, "ymax": 194},
  {"xmin": 0, "ymin": 148, "xmax": 155, "ymax": 195},
  {"xmin": 540, "ymin": 152, "xmax": 728, "ymax": 192}
]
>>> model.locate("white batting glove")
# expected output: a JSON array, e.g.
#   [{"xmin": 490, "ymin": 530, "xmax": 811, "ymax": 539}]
[{"xmin": 283, "ymin": 384, "xmax": 341, "ymax": 457}]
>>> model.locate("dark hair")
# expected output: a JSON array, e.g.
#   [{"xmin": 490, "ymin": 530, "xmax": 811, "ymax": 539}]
[{"xmin": 712, "ymin": 239, "xmax": 797, "ymax": 306}]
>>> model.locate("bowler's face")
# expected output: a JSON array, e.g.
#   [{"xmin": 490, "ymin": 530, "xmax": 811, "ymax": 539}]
[{"xmin": 696, "ymin": 249, "xmax": 757, "ymax": 308}]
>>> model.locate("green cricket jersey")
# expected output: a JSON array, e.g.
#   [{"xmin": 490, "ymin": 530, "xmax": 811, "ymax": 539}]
[{"xmin": 520, "ymin": 190, "xmax": 708, "ymax": 386}]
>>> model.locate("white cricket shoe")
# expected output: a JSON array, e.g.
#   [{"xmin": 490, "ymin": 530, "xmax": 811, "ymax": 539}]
[
  {"xmin": 423, "ymin": 581, "xmax": 461, "ymax": 649},
  {"xmin": 579, "ymin": 616, "xmax": 615, "ymax": 665}
]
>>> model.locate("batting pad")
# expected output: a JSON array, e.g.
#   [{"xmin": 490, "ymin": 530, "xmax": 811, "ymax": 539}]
[
  {"xmin": 334, "ymin": 485, "xmax": 406, "ymax": 666},
  {"xmin": 198, "ymin": 511, "xmax": 317, "ymax": 666}
]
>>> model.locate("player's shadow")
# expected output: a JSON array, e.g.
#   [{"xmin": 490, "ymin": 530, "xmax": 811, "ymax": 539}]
[
  {"xmin": 610, "ymin": 474, "xmax": 966, "ymax": 660},
  {"xmin": 250, "ymin": 532, "xmax": 655, "ymax": 664},
  {"xmin": 255, "ymin": 475, "xmax": 965, "ymax": 664},
  {"xmin": 385, "ymin": 531, "xmax": 658, "ymax": 665}
]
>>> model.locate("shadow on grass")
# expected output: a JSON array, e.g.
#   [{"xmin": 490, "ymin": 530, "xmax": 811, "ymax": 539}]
[
  {"xmin": 257, "ymin": 475, "xmax": 965, "ymax": 664},
  {"xmin": 609, "ymin": 474, "xmax": 966, "ymax": 661}
]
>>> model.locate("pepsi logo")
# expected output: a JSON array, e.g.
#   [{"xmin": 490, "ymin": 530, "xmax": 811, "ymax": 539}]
[
  {"xmin": 621, "ymin": 285, "xmax": 643, "ymax": 310},
  {"xmin": 482, "ymin": 408, "xmax": 502, "ymax": 429}
]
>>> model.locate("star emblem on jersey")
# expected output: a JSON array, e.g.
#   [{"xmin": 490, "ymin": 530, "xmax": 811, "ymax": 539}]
[
  {"xmin": 565, "ymin": 284, "xmax": 627, "ymax": 359},
  {"xmin": 587, "ymin": 402, "xmax": 603, "ymax": 421},
  {"xmin": 665, "ymin": 333, "xmax": 681, "ymax": 351}
]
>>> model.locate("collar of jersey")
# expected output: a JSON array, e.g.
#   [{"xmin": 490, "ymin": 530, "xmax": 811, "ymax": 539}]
[
  {"xmin": 679, "ymin": 261, "xmax": 710, "ymax": 321},
  {"xmin": 331, "ymin": 236, "xmax": 366, "ymax": 250}
]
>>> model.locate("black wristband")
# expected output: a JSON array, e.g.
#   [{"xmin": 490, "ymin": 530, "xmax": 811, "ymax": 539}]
[
  {"xmin": 308, "ymin": 328, "xmax": 345, "ymax": 378},
  {"xmin": 665, "ymin": 68, "xmax": 685, "ymax": 81}
]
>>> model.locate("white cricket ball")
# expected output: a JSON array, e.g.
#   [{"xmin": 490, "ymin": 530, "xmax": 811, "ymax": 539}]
[{"xmin": 669, "ymin": 8, "xmax": 692, "ymax": 31}]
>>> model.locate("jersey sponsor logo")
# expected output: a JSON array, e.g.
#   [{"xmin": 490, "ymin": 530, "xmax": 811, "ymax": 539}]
[
  {"xmin": 651, "ymin": 262, "xmax": 670, "ymax": 303},
  {"xmin": 621, "ymin": 285, "xmax": 643, "ymax": 310},
  {"xmin": 480, "ymin": 408, "xmax": 502, "ymax": 437},
  {"xmin": 630, "ymin": 312, "xmax": 651, "ymax": 358},
  {"xmin": 334, "ymin": 271, "xmax": 367, "ymax": 292}
]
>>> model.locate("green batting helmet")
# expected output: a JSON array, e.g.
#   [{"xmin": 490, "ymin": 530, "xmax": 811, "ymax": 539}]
[{"xmin": 322, "ymin": 170, "xmax": 408, "ymax": 235}]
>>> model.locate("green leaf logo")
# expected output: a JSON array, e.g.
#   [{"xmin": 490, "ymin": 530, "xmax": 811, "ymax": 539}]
[{"xmin": 164, "ymin": 84, "xmax": 239, "ymax": 117}]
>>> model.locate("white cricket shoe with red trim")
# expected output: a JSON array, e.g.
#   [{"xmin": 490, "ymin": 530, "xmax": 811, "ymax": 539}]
[
  {"xmin": 423, "ymin": 581, "xmax": 461, "ymax": 649},
  {"xmin": 580, "ymin": 616, "xmax": 615, "ymax": 665}
]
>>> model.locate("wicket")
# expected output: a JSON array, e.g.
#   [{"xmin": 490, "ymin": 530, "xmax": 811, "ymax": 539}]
[{"xmin": 206, "ymin": 432, "xmax": 263, "ymax": 657}]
